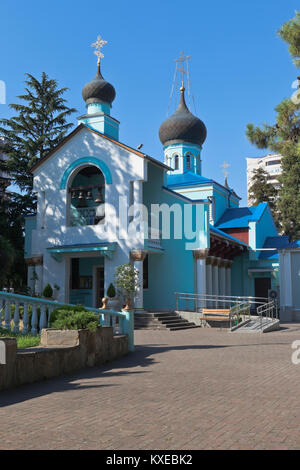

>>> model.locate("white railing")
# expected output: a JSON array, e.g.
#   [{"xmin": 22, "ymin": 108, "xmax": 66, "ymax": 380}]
[{"xmin": 0, "ymin": 291, "xmax": 134, "ymax": 351}]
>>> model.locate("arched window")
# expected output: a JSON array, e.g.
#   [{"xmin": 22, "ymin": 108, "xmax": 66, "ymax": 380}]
[
  {"xmin": 174, "ymin": 155, "xmax": 179, "ymax": 170},
  {"xmin": 186, "ymin": 154, "xmax": 191, "ymax": 170},
  {"xmin": 68, "ymin": 166, "xmax": 105, "ymax": 227}
]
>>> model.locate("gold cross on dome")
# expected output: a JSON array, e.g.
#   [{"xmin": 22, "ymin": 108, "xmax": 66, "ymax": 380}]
[
  {"xmin": 221, "ymin": 161, "xmax": 230, "ymax": 178},
  {"xmin": 91, "ymin": 35, "xmax": 108, "ymax": 64},
  {"xmin": 174, "ymin": 51, "xmax": 190, "ymax": 86}
]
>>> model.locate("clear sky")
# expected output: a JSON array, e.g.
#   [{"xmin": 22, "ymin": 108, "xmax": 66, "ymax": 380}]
[{"xmin": 0, "ymin": 0, "xmax": 299, "ymax": 204}]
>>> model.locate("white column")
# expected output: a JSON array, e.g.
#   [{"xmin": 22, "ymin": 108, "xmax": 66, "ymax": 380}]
[
  {"xmin": 219, "ymin": 261, "xmax": 226, "ymax": 308},
  {"xmin": 212, "ymin": 259, "xmax": 219, "ymax": 308},
  {"xmin": 194, "ymin": 250, "xmax": 208, "ymax": 308},
  {"xmin": 206, "ymin": 258, "xmax": 213, "ymax": 308},
  {"xmin": 225, "ymin": 260, "xmax": 232, "ymax": 298},
  {"xmin": 131, "ymin": 250, "xmax": 147, "ymax": 313}
]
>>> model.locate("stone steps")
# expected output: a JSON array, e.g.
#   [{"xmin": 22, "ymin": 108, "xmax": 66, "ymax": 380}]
[{"xmin": 134, "ymin": 311, "xmax": 199, "ymax": 331}]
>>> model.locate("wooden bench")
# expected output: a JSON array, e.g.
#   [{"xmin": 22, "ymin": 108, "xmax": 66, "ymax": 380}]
[{"xmin": 201, "ymin": 308, "xmax": 231, "ymax": 321}]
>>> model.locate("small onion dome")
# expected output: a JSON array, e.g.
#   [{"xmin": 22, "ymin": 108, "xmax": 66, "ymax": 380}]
[
  {"xmin": 82, "ymin": 62, "xmax": 116, "ymax": 105},
  {"xmin": 159, "ymin": 86, "xmax": 207, "ymax": 146}
]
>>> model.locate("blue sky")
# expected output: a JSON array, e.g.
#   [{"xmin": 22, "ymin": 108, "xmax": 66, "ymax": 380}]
[{"xmin": 0, "ymin": 0, "xmax": 299, "ymax": 204}]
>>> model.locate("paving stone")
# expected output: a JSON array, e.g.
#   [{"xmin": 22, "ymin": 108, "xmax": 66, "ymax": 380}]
[{"xmin": 0, "ymin": 324, "xmax": 300, "ymax": 449}]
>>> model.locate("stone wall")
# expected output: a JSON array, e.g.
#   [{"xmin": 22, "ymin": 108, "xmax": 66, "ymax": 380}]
[{"xmin": 0, "ymin": 327, "xmax": 128, "ymax": 391}]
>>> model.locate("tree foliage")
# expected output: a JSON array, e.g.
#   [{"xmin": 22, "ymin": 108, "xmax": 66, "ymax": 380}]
[
  {"xmin": 0, "ymin": 72, "xmax": 76, "ymax": 212},
  {"xmin": 278, "ymin": 11, "xmax": 300, "ymax": 67},
  {"xmin": 248, "ymin": 167, "xmax": 277, "ymax": 212},
  {"xmin": 246, "ymin": 12, "xmax": 300, "ymax": 239}
]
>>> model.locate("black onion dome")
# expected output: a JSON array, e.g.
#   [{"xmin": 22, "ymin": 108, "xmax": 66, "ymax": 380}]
[
  {"xmin": 82, "ymin": 63, "xmax": 116, "ymax": 105},
  {"xmin": 159, "ymin": 87, "xmax": 207, "ymax": 146}
]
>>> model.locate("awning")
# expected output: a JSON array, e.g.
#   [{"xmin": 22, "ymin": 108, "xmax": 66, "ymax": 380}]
[{"xmin": 47, "ymin": 242, "xmax": 117, "ymax": 262}]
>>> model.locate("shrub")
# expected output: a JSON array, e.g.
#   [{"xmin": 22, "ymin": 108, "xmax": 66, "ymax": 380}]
[
  {"xmin": 107, "ymin": 283, "xmax": 116, "ymax": 298},
  {"xmin": 43, "ymin": 284, "xmax": 53, "ymax": 298},
  {"xmin": 49, "ymin": 305, "xmax": 100, "ymax": 332},
  {"xmin": 115, "ymin": 264, "xmax": 139, "ymax": 298}
]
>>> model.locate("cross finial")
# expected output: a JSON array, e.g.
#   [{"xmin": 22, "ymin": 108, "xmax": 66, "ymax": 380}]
[
  {"xmin": 174, "ymin": 51, "xmax": 190, "ymax": 87},
  {"xmin": 221, "ymin": 161, "xmax": 230, "ymax": 178},
  {"xmin": 91, "ymin": 35, "xmax": 108, "ymax": 65}
]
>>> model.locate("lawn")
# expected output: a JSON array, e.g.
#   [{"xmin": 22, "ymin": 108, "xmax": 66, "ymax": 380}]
[{"xmin": 0, "ymin": 327, "xmax": 40, "ymax": 348}]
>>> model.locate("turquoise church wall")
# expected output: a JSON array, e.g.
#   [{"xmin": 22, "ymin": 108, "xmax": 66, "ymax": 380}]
[
  {"xmin": 142, "ymin": 162, "xmax": 209, "ymax": 311},
  {"xmin": 231, "ymin": 252, "xmax": 279, "ymax": 298},
  {"xmin": 291, "ymin": 252, "xmax": 300, "ymax": 309},
  {"xmin": 69, "ymin": 256, "xmax": 104, "ymax": 307}
]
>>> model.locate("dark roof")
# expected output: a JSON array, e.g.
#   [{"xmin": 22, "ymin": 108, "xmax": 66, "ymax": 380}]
[
  {"xmin": 159, "ymin": 87, "xmax": 207, "ymax": 147},
  {"xmin": 82, "ymin": 63, "xmax": 116, "ymax": 105},
  {"xmin": 30, "ymin": 124, "xmax": 171, "ymax": 173},
  {"xmin": 259, "ymin": 236, "xmax": 290, "ymax": 260},
  {"xmin": 215, "ymin": 203, "xmax": 268, "ymax": 229}
]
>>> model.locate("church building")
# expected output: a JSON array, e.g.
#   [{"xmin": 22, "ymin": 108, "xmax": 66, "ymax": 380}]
[{"xmin": 24, "ymin": 39, "xmax": 283, "ymax": 313}]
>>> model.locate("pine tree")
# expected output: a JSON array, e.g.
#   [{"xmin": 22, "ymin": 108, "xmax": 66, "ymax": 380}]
[
  {"xmin": 246, "ymin": 12, "xmax": 300, "ymax": 239},
  {"xmin": 248, "ymin": 167, "xmax": 277, "ymax": 211},
  {"xmin": 0, "ymin": 72, "xmax": 76, "ymax": 212}
]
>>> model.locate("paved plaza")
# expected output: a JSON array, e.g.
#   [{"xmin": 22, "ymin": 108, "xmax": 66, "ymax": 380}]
[{"xmin": 1, "ymin": 325, "xmax": 300, "ymax": 450}]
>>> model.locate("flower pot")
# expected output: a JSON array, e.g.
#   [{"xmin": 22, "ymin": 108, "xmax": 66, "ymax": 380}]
[
  {"xmin": 107, "ymin": 297, "xmax": 121, "ymax": 311},
  {"xmin": 124, "ymin": 298, "xmax": 132, "ymax": 310}
]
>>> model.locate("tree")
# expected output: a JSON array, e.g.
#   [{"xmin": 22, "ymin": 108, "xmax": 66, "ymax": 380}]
[
  {"xmin": 0, "ymin": 72, "xmax": 76, "ymax": 213},
  {"xmin": 248, "ymin": 167, "xmax": 277, "ymax": 211},
  {"xmin": 0, "ymin": 192, "xmax": 27, "ymax": 289},
  {"xmin": 246, "ymin": 12, "xmax": 300, "ymax": 239}
]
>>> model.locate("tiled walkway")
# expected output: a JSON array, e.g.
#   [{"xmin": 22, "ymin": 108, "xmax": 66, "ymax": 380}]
[{"xmin": 1, "ymin": 324, "xmax": 300, "ymax": 449}]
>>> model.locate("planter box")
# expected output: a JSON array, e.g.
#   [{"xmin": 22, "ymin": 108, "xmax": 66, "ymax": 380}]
[{"xmin": 0, "ymin": 327, "xmax": 128, "ymax": 391}]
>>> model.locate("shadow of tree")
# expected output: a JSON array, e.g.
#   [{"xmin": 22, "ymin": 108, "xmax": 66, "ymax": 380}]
[{"xmin": 0, "ymin": 339, "xmax": 291, "ymax": 407}]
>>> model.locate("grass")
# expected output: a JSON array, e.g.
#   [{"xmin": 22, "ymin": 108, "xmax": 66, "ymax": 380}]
[{"xmin": 0, "ymin": 327, "xmax": 40, "ymax": 349}]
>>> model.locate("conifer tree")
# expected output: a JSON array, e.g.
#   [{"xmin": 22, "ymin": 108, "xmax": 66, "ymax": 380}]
[
  {"xmin": 246, "ymin": 12, "xmax": 300, "ymax": 239},
  {"xmin": 0, "ymin": 72, "xmax": 76, "ymax": 213},
  {"xmin": 248, "ymin": 167, "xmax": 277, "ymax": 213}
]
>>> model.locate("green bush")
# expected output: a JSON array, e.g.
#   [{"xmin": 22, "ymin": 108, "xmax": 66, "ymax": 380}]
[
  {"xmin": 43, "ymin": 284, "xmax": 53, "ymax": 298},
  {"xmin": 107, "ymin": 283, "xmax": 116, "ymax": 298},
  {"xmin": 49, "ymin": 305, "xmax": 100, "ymax": 332}
]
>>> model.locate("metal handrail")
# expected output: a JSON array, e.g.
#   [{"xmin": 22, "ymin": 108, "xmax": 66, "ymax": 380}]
[
  {"xmin": 175, "ymin": 292, "xmax": 268, "ymax": 312},
  {"xmin": 257, "ymin": 300, "xmax": 278, "ymax": 328}
]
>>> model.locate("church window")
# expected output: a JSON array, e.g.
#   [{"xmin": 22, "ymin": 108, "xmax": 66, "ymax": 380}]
[
  {"xmin": 174, "ymin": 155, "xmax": 179, "ymax": 170},
  {"xmin": 68, "ymin": 165, "xmax": 105, "ymax": 227},
  {"xmin": 186, "ymin": 154, "xmax": 191, "ymax": 170}
]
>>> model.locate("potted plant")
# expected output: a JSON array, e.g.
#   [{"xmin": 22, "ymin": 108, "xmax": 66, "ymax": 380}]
[
  {"xmin": 43, "ymin": 283, "xmax": 53, "ymax": 300},
  {"xmin": 106, "ymin": 283, "xmax": 121, "ymax": 311},
  {"xmin": 115, "ymin": 264, "xmax": 140, "ymax": 310}
]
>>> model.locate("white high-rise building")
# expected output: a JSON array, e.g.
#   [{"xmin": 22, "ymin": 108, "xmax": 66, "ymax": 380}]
[{"xmin": 246, "ymin": 153, "xmax": 282, "ymax": 205}]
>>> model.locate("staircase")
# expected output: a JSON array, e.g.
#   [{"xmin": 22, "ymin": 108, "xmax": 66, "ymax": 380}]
[{"xmin": 134, "ymin": 311, "xmax": 199, "ymax": 331}]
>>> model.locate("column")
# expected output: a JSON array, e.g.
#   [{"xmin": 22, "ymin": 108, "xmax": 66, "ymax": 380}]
[
  {"xmin": 131, "ymin": 250, "xmax": 147, "ymax": 313},
  {"xmin": 193, "ymin": 249, "xmax": 209, "ymax": 309},
  {"xmin": 212, "ymin": 257, "xmax": 219, "ymax": 308},
  {"xmin": 206, "ymin": 257, "xmax": 213, "ymax": 308},
  {"xmin": 225, "ymin": 260, "xmax": 232, "ymax": 298},
  {"xmin": 219, "ymin": 260, "xmax": 226, "ymax": 308}
]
